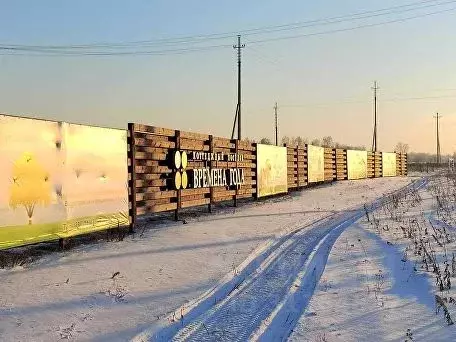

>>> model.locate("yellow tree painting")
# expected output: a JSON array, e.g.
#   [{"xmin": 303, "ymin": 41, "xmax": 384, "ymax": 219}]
[{"xmin": 9, "ymin": 153, "xmax": 52, "ymax": 225}]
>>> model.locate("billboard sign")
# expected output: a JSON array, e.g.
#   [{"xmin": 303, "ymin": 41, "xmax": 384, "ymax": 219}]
[
  {"xmin": 307, "ymin": 145, "xmax": 325, "ymax": 183},
  {"xmin": 0, "ymin": 115, "xmax": 128, "ymax": 250},
  {"xmin": 256, "ymin": 144, "xmax": 288, "ymax": 197},
  {"xmin": 347, "ymin": 150, "xmax": 368, "ymax": 180},
  {"xmin": 382, "ymin": 152, "xmax": 397, "ymax": 177}
]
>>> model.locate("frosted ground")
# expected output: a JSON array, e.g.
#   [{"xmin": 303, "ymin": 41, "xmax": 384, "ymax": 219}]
[{"xmin": 2, "ymin": 175, "xmax": 455, "ymax": 341}]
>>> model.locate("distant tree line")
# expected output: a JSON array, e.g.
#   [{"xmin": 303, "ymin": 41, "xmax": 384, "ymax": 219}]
[
  {"xmin": 246, "ymin": 135, "xmax": 365, "ymax": 150},
  {"xmin": 408, "ymin": 152, "xmax": 454, "ymax": 163},
  {"xmin": 244, "ymin": 138, "xmax": 453, "ymax": 163},
  {"xmin": 395, "ymin": 142, "xmax": 455, "ymax": 163}
]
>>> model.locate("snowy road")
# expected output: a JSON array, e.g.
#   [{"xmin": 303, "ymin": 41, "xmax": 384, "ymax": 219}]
[
  {"xmin": 174, "ymin": 212, "xmax": 361, "ymax": 342},
  {"xmin": 136, "ymin": 178, "xmax": 426, "ymax": 342}
]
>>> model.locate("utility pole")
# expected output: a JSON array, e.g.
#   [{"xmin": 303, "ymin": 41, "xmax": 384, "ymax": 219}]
[
  {"xmin": 371, "ymin": 81, "xmax": 379, "ymax": 152},
  {"xmin": 274, "ymin": 102, "xmax": 278, "ymax": 146},
  {"xmin": 434, "ymin": 112, "xmax": 442, "ymax": 164},
  {"xmin": 232, "ymin": 35, "xmax": 245, "ymax": 140}
]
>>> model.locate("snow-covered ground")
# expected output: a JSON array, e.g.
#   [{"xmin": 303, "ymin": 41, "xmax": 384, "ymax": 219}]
[
  {"xmin": 0, "ymin": 177, "xmax": 410, "ymax": 342},
  {"xmin": 290, "ymin": 174, "xmax": 456, "ymax": 342},
  {"xmin": 133, "ymin": 177, "xmax": 423, "ymax": 342},
  {"xmin": 289, "ymin": 222, "xmax": 451, "ymax": 342}
]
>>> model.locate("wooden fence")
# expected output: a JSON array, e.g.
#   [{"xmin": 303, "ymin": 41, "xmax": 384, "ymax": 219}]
[
  {"xmin": 286, "ymin": 146, "xmax": 307, "ymax": 189},
  {"xmin": 396, "ymin": 153, "xmax": 408, "ymax": 176},
  {"xmin": 0, "ymin": 113, "xmax": 411, "ymax": 251},
  {"xmin": 127, "ymin": 123, "xmax": 257, "ymax": 229},
  {"xmin": 367, "ymin": 152, "xmax": 382, "ymax": 178},
  {"xmin": 128, "ymin": 123, "xmax": 408, "ymax": 231},
  {"xmin": 335, "ymin": 149, "xmax": 348, "ymax": 181}
]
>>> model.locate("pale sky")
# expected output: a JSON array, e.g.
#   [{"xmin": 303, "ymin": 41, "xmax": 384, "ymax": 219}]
[{"xmin": 1, "ymin": 0, "xmax": 455, "ymax": 153}]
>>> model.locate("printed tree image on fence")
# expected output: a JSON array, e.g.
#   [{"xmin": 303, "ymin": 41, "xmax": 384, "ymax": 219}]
[
  {"xmin": 257, "ymin": 144, "xmax": 288, "ymax": 197},
  {"xmin": 9, "ymin": 153, "xmax": 52, "ymax": 225}
]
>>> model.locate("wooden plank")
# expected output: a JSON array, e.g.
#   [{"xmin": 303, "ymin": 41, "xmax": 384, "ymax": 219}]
[
  {"xmin": 142, "ymin": 197, "xmax": 174, "ymax": 206},
  {"xmin": 136, "ymin": 179, "xmax": 169, "ymax": 188},
  {"xmin": 180, "ymin": 131, "xmax": 210, "ymax": 141},
  {"xmin": 213, "ymin": 139, "xmax": 235, "ymax": 149},
  {"xmin": 180, "ymin": 139, "xmax": 210, "ymax": 151},
  {"xmin": 136, "ymin": 190, "xmax": 177, "ymax": 201},
  {"xmin": 237, "ymin": 187, "xmax": 256, "ymax": 195},
  {"xmin": 133, "ymin": 124, "xmax": 175, "ymax": 137},
  {"xmin": 137, "ymin": 202, "xmax": 177, "ymax": 214},
  {"xmin": 133, "ymin": 135, "xmax": 175, "ymax": 148},
  {"xmin": 135, "ymin": 173, "xmax": 161, "ymax": 181},
  {"xmin": 135, "ymin": 165, "xmax": 173, "ymax": 174},
  {"xmin": 135, "ymin": 159, "xmax": 160, "ymax": 167},
  {"xmin": 213, "ymin": 195, "xmax": 235, "ymax": 202},
  {"xmin": 212, "ymin": 147, "xmax": 234, "ymax": 155},
  {"xmin": 181, "ymin": 194, "xmax": 208, "ymax": 202},
  {"xmin": 181, "ymin": 198, "xmax": 211, "ymax": 208},
  {"xmin": 237, "ymin": 145, "xmax": 256, "ymax": 152},
  {"xmin": 235, "ymin": 193, "xmax": 254, "ymax": 199},
  {"xmin": 213, "ymin": 189, "xmax": 236, "ymax": 196},
  {"xmin": 135, "ymin": 146, "xmax": 170, "ymax": 154},
  {"xmin": 181, "ymin": 188, "xmax": 210, "ymax": 196},
  {"xmin": 135, "ymin": 152, "xmax": 168, "ymax": 161}
]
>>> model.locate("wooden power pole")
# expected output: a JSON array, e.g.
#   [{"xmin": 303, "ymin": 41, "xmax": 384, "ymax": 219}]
[
  {"xmin": 274, "ymin": 102, "xmax": 278, "ymax": 145},
  {"xmin": 232, "ymin": 35, "xmax": 245, "ymax": 140},
  {"xmin": 434, "ymin": 112, "xmax": 442, "ymax": 164},
  {"xmin": 371, "ymin": 81, "xmax": 379, "ymax": 152}
]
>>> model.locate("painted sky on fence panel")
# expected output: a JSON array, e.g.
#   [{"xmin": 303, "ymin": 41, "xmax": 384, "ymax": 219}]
[{"xmin": 1, "ymin": 0, "xmax": 455, "ymax": 153}]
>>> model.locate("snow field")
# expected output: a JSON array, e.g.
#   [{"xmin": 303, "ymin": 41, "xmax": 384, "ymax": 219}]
[
  {"xmin": 136, "ymin": 180, "xmax": 423, "ymax": 341},
  {"xmin": 290, "ymin": 174, "xmax": 456, "ymax": 341},
  {"xmin": 0, "ymin": 177, "xmax": 410, "ymax": 341}
]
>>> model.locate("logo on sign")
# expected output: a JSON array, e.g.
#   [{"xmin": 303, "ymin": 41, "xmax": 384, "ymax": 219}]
[{"xmin": 173, "ymin": 151, "xmax": 188, "ymax": 190}]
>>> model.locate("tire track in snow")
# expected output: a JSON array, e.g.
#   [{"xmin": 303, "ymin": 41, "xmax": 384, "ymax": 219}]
[
  {"xmin": 173, "ymin": 211, "xmax": 363, "ymax": 342},
  {"xmin": 134, "ymin": 178, "xmax": 427, "ymax": 342}
]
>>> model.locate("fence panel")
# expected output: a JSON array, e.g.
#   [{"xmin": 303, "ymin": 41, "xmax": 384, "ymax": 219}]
[
  {"xmin": 257, "ymin": 144, "xmax": 288, "ymax": 197},
  {"xmin": 324, "ymin": 148, "xmax": 336, "ymax": 181},
  {"xmin": 395, "ymin": 152, "xmax": 407, "ymax": 176},
  {"xmin": 128, "ymin": 123, "xmax": 257, "ymax": 226},
  {"xmin": 367, "ymin": 151, "xmax": 375, "ymax": 178},
  {"xmin": 286, "ymin": 146, "xmax": 307, "ymax": 189},
  {"xmin": 0, "ymin": 115, "xmax": 128, "ymax": 250},
  {"xmin": 335, "ymin": 149, "xmax": 347, "ymax": 180},
  {"xmin": 374, "ymin": 152, "xmax": 382, "ymax": 178}
]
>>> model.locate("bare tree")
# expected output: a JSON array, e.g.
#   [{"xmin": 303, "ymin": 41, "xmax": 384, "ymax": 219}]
[
  {"xmin": 322, "ymin": 136, "xmax": 334, "ymax": 147},
  {"xmin": 281, "ymin": 136, "xmax": 291, "ymax": 146},
  {"xmin": 259, "ymin": 137, "xmax": 272, "ymax": 145},
  {"xmin": 292, "ymin": 136, "xmax": 307, "ymax": 148},
  {"xmin": 395, "ymin": 142, "xmax": 409, "ymax": 154},
  {"xmin": 310, "ymin": 138, "xmax": 321, "ymax": 146}
]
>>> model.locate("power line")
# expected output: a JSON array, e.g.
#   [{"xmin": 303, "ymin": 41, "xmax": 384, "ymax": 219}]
[
  {"xmin": 244, "ymin": 0, "xmax": 456, "ymax": 38},
  {"xmin": 247, "ymin": 6, "xmax": 456, "ymax": 45},
  {"xmin": 2, "ymin": 1, "xmax": 456, "ymax": 56},
  {"xmin": 2, "ymin": 0, "xmax": 451, "ymax": 50},
  {"xmin": 0, "ymin": 43, "xmax": 233, "ymax": 56},
  {"xmin": 274, "ymin": 93, "xmax": 456, "ymax": 108}
]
